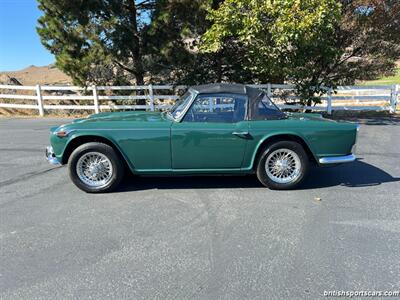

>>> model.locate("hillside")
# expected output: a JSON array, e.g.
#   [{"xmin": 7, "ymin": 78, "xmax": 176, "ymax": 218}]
[
  {"xmin": 0, "ymin": 65, "xmax": 72, "ymax": 86},
  {"xmin": 1, "ymin": 63, "xmax": 399, "ymax": 87}
]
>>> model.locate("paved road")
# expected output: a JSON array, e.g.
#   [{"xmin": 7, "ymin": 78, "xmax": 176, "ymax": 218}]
[{"xmin": 1, "ymin": 117, "xmax": 399, "ymax": 299}]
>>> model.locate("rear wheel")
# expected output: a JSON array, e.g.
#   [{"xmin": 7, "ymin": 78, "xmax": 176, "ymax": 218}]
[
  {"xmin": 69, "ymin": 142, "xmax": 124, "ymax": 193},
  {"xmin": 256, "ymin": 141, "xmax": 309, "ymax": 190}
]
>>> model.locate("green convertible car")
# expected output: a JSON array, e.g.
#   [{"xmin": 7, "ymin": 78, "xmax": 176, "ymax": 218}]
[{"xmin": 46, "ymin": 83, "xmax": 359, "ymax": 193}]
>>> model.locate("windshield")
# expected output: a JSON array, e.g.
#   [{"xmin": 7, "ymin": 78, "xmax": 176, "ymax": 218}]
[{"xmin": 168, "ymin": 91, "xmax": 194, "ymax": 120}]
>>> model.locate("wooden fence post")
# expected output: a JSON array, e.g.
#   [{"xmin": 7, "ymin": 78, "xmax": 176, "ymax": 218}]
[
  {"xmin": 327, "ymin": 87, "xmax": 333, "ymax": 115},
  {"xmin": 92, "ymin": 85, "xmax": 100, "ymax": 114},
  {"xmin": 35, "ymin": 84, "xmax": 44, "ymax": 117},
  {"xmin": 389, "ymin": 85, "xmax": 395, "ymax": 113},
  {"xmin": 390, "ymin": 84, "xmax": 399, "ymax": 113},
  {"xmin": 148, "ymin": 84, "xmax": 155, "ymax": 111}
]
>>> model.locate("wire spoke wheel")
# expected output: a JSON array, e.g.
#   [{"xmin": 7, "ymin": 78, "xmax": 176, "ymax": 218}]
[
  {"xmin": 265, "ymin": 148, "xmax": 301, "ymax": 184},
  {"xmin": 76, "ymin": 152, "xmax": 113, "ymax": 188}
]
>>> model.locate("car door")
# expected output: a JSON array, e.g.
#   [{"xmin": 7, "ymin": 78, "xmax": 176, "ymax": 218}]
[{"xmin": 171, "ymin": 93, "xmax": 249, "ymax": 169}]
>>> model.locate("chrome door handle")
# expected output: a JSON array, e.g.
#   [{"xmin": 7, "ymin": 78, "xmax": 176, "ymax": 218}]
[{"xmin": 232, "ymin": 131, "xmax": 251, "ymax": 138}]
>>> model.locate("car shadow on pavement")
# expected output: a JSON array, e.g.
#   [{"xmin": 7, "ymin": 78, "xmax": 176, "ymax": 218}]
[
  {"xmin": 300, "ymin": 160, "xmax": 400, "ymax": 189},
  {"xmin": 116, "ymin": 160, "xmax": 399, "ymax": 192},
  {"xmin": 117, "ymin": 173, "xmax": 263, "ymax": 192}
]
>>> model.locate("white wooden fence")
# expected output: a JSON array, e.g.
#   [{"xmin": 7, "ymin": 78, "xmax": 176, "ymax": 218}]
[{"xmin": 0, "ymin": 83, "xmax": 398, "ymax": 116}]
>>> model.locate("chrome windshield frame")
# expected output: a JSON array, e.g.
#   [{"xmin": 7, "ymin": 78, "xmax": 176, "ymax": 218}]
[{"xmin": 168, "ymin": 89, "xmax": 199, "ymax": 123}]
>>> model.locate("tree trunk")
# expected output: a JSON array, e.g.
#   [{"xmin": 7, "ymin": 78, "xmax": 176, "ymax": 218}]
[
  {"xmin": 216, "ymin": 53, "xmax": 223, "ymax": 82},
  {"xmin": 126, "ymin": 1, "xmax": 146, "ymax": 104},
  {"xmin": 135, "ymin": 73, "xmax": 144, "ymax": 86},
  {"xmin": 134, "ymin": 72, "xmax": 146, "ymax": 106},
  {"xmin": 305, "ymin": 99, "xmax": 312, "ymax": 113}
]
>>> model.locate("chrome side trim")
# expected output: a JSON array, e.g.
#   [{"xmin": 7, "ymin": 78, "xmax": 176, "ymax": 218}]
[
  {"xmin": 319, "ymin": 154, "xmax": 356, "ymax": 164},
  {"xmin": 46, "ymin": 146, "xmax": 61, "ymax": 165}
]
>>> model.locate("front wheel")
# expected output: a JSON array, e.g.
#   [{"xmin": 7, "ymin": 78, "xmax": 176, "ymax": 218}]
[
  {"xmin": 68, "ymin": 142, "xmax": 124, "ymax": 193},
  {"xmin": 256, "ymin": 141, "xmax": 309, "ymax": 190}
]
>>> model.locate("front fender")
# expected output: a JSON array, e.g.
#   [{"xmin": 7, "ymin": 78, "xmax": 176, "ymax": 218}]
[{"xmin": 51, "ymin": 130, "xmax": 134, "ymax": 171}]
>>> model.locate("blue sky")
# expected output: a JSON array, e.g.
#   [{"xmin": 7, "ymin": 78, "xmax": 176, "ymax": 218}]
[{"xmin": 0, "ymin": 0, "xmax": 54, "ymax": 71}]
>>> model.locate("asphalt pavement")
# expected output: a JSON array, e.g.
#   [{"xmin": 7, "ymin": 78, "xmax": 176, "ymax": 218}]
[{"xmin": 0, "ymin": 116, "xmax": 399, "ymax": 299}]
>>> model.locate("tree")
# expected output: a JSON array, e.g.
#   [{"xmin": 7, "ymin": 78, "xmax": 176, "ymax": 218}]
[
  {"xmin": 37, "ymin": 0, "xmax": 234, "ymax": 86},
  {"xmin": 37, "ymin": 0, "xmax": 155, "ymax": 86},
  {"xmin": 200, "ymin": 0, "xmax": 400, "ymax": 105},
  {"xmin": 200, "ymin": 0, "xmax": 343, "ymax": 104},
  {"xmin": 331, "ymin": 0, "xmax": 400, "ymax": 84},
  {"xmin": 37, "ymin": 0, "xmax": 400, "ymax": 100},
  {"xmin": 143, "ymin": 0, "xmax": 213, "ymax": 84},
  {"xmin": 144, "ymin": 0, "xmax": 254, "ymax": 85}
]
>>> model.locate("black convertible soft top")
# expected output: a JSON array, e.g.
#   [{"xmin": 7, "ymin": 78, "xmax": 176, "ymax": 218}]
[
  {"xmin": 190, "ymin": 83, "xmax": 284, "ymax": 120},
  {"xmin": 190, "ymin": 83, "xmax": 261, "ymax": 100}
]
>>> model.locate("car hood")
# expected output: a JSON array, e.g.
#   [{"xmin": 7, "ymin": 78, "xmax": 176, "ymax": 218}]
[{"xmin": 72, "ymin": 111, "xmax": 168, "ymax": 124}]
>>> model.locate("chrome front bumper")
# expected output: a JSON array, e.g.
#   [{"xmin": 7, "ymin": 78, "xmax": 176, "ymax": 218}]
[
  {"xmin": 319, "ymin": 154, "xmax": 356, "ymax": 165},
  {"xmin": 46, "ymin": 146, "xmax": 61, "ymax": 165}
]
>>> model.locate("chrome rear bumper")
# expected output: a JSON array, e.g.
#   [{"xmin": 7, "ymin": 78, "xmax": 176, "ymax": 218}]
[
  {"xmin": 319, "ymin": 154, "xmax": 356, "ymax": 165},
  {"xmin": 46, "ymin": 146, "xmax": 61, "ymax": 165}
]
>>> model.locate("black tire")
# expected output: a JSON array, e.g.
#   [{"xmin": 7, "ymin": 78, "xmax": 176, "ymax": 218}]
[
  {"xmin": 256, "ymin": 141, "xmax": 309, "ymax": 190},
  {"xmin": 68, "ymin": 142, "xmax": 124, "ymax": 193}
]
